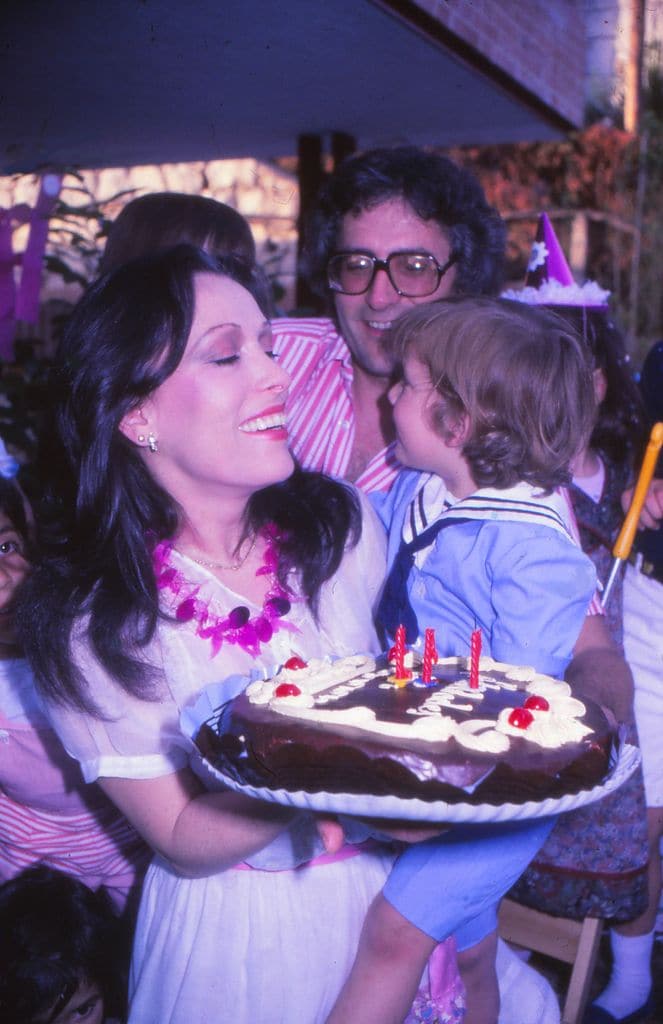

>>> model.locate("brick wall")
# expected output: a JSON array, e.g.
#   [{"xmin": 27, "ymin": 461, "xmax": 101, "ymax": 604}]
[{"xmin": 409, "ymin": 0, "xmax": 586, "ymax": 126}]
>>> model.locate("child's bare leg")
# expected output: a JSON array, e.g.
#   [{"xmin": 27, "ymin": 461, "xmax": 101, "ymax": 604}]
[
  {"xmin": 457, "ymin": 929, "xmax": 499, "ymax": 1024},
  {"xmin": 325, "ymin": 892, "xmax": 436, "ymax": 1024}
]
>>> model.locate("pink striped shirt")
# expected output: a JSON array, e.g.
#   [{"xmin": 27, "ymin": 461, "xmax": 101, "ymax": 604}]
[
  {"xmin": 273, "ymin": 317, "xmax": 400, "ymax": 494},
  {"xmin": 273, "ymin": 315, "xmax": 601, "ymax": 614}
]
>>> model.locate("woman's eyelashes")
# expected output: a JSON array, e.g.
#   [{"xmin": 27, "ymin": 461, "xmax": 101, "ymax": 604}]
[{"xmin": 212, "ymin": 354, "xmax": 240, "ymax": 366}]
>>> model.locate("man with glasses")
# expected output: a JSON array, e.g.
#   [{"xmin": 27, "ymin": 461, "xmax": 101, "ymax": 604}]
[{"xmin": 273, "ymin": 145, "xmax": 504, "ymax": 492}]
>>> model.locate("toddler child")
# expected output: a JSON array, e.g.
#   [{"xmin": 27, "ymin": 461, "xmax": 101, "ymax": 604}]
[{"xmin": 325, "ymin": 296, "xmax": 598, "ymax": 1024}]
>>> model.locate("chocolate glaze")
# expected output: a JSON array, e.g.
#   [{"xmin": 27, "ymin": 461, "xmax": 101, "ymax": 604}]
[{"xmin": 196, "ymin": 660, "xmax": 614, "ymax": 806}]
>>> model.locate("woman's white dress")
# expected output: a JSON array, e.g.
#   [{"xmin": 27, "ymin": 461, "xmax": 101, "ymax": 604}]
[{"xmin": 46, "ymin": 504, "xmax": 404, "ymax": 1023}]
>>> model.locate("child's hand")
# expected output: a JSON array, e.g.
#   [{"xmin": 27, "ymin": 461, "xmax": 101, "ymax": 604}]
[{"xmin": 621, "ymin": 478, "xmax": 663, "ymax": 530}]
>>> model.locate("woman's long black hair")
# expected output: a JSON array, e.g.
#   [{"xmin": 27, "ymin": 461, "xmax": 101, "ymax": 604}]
[{"xmin": 20, "ymin": 245, "xmax": 360, "ymax": 713}]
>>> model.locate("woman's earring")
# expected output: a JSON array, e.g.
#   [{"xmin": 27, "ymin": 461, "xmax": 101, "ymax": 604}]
[{"xmin": 147, "ymin": 432, "xmax": 159, "ymax": 454}]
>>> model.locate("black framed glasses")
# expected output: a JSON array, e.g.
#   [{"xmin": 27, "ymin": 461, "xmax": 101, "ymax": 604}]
[{"xmin": 327, "ymin": 250, "xmax": 457, "ymax": 298}]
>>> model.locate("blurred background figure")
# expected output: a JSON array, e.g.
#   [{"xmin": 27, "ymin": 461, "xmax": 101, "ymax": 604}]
[{"xmin": 0, "ymin": 863, "xmax": 130, "ymax": 1024}]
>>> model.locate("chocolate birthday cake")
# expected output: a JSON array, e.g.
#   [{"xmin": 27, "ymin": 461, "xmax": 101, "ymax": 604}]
[{"xmin": 195, "ymin": 653, "xmax": 615, "ymax": 807}]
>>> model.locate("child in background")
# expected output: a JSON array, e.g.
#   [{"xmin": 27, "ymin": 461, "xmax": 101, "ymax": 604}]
[
  {"xmin": 325, "ymin": 296, "xmax": 598, "ymax": 1024},
  {"xmin": 502, "ymin": 216, "xmax": 653, "ymax": 1024},
  {"xmin": 0, "ymin": 864, "xmax": 129, "ymax": 1024},
  {"xmin": 0, "ymin": 462, "xmax": 149, "ymax": 918},
  {"xmin": 589, "ymin": 338, "xmax": 663, "ymax": 1024}
]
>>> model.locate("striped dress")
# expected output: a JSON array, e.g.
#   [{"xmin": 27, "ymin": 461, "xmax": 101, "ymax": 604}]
[{"xmin": 0, "ymin": 656, "xmax": 149, "ymax": 911}]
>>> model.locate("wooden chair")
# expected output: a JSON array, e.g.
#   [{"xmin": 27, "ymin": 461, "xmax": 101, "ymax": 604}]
[{"xmin": 498, "ymin": 898, "xmax": 604, "ymax": 1024}]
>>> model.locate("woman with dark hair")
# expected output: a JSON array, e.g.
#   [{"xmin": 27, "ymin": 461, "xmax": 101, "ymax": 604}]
[{"xmin": 20, "ymin": 244, "xmax": 396, "ymax": 1022}]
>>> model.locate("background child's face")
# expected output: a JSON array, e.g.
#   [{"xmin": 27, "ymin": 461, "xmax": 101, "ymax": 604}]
[
  {"xmin": 33, "ymin": 978, "xmax": 104, "ymax": 1024},
  {"xmin": 0, "ymin": 510, "xmax": 29, "ymax": 644}
]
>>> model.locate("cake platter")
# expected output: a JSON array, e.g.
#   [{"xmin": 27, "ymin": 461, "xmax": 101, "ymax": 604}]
[{"xmin": 181, "ymin": 683, "xmax": 640, "ymax": 825}]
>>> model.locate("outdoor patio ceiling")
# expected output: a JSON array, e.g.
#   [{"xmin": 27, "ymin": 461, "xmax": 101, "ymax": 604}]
[{"xmin": 2, "ymin": 0, "xmax": 573, "ymax": 174}]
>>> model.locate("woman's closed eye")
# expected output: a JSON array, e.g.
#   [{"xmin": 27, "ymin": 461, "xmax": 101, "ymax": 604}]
[{"xmin": 212, "ymin": 354, "xmax": 240, "ymax": 366}]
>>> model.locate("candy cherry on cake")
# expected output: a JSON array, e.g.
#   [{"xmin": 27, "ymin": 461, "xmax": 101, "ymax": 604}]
[
  {"xmin": 284, "ymin": 655, "xmax": 307, "ymax": 670},
  {"xmin": 508, "ymin": 707, "xmax": 535, "ymax": 729},
  {"xmin": 524, "ymin": 695, "xmax": 550, "ymax": 711},
  {"xmin": 273, "ymin": 656, "xmax": 308, "ymax": 697},
  {"xmin": 274, "ymin": 682, "xmax": 301, "ymax": 698}
]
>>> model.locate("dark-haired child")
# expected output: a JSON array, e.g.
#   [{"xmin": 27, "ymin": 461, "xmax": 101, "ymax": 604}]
[
  {"xmin": 504, "ymin": 303, "xmax": 652, "ymax": 1024},
  {"xmin": 326, "ymin": 297, "xmax": 598, "ymax": 1024},
  {"xmin": 501, "ymin": 216, "xmax": 656, "ymax": 1022},
  {"xmin": 0, "ymin": 864, "xmax": 129, "ymax": 1024},
  {"xmin": 0, "ymin": 465, "xmax": 149, "ymax": 914}
]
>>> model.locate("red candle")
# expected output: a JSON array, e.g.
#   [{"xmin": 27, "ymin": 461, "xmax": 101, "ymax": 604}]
[
  {"xmin": 469, "ymin": 628, "xmax": 482, "ymax": 689},
  {"xmin": 393, "ymin": 624, "xmax": 406, "ymax": 678},
  {"xmin": 422, "ymin": 628, "xmax": 437, "ymax": 684}
]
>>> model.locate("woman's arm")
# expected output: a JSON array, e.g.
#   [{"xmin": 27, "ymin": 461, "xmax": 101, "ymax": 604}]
[
  {"xmin": 566, "ymin": 613, "xmax": 634, "ymax": 725},
  {"xmin": 100, "ymin": 769, "xmax": 294, "ymax": 878}
]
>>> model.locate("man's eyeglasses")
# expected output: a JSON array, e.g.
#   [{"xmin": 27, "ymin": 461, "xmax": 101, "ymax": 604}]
[{"xmin": 327, "ymin": 250, "xmax": 457, "ymax": 298}]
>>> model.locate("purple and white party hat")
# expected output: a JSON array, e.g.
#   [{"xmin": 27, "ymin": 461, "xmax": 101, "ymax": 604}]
[{"xmin": 502, "ymin": 212, "xmax": 610, "ymax": 308}]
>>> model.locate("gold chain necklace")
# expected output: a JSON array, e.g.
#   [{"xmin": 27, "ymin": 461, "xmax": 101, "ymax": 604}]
[{"xmin": 182, "ymin": 534, "xmax": 257, "ymax": 572}]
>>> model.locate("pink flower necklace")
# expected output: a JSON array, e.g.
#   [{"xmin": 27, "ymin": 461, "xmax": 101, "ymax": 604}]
[{"xmin": 152, "ymin": 524, "xmax": 299, "ymax": 657}]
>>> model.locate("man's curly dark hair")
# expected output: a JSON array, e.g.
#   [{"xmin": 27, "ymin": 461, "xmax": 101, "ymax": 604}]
[{"xmin": 302, "ymin": 146, "xmax": 506, "ymax": 301}]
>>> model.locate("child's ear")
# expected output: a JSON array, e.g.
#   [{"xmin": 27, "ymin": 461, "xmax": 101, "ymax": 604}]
[
  {"xmin": 119, "ymin": 405, "xmax": 151, "ymax": 447},
  {"xmin": 447, "ymin": 411, "xmax": 471, "ymax": 447}
]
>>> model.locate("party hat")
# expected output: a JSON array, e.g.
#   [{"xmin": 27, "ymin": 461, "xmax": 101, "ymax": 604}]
[{"xmin": 502, "ymin": 212, "xmax": 610, "ymax": 308}]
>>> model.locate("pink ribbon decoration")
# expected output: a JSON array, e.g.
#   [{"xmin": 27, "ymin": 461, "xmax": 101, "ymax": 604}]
[
  {"xmin": 15, "ymin": 173, "xmax": 62, "ymax": 323},
  {"xmin": 0, "ymin": 203, "xmax": 30, "ymax": 359},
  {"xmin": 0, "ymin": 173, "xmax": 62, "ymax": 360}
]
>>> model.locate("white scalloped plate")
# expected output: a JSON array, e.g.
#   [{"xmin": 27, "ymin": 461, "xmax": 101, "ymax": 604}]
[{"xmin": 187, "ymin": 739, "xmax": 640, "ymax": 824}]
